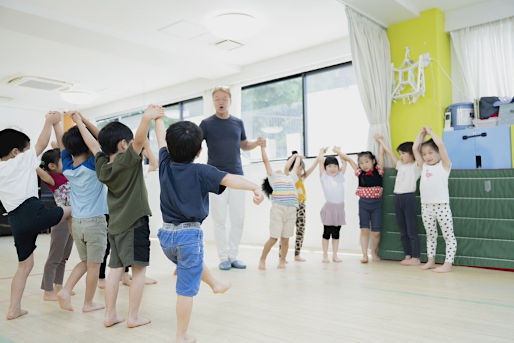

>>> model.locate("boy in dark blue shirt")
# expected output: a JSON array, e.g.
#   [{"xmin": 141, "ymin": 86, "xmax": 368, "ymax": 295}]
[{"xmin": 154, "ymin": 117, "xmax": 263, "ymax": 343}]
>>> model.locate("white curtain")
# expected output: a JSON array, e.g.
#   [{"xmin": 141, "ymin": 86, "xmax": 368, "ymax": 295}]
[
  {"xmin": 451, "ymin": 16, "xmax": 514, "ymax": 102},
  {"xmin": 345, "ymin": 7, "xmax": 393, "ymax": 166}
]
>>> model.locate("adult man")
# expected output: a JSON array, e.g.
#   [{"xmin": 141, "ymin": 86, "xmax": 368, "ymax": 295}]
[{"xmin": 199, "ymin": 87, "xmax": 264, "ymax": 270}]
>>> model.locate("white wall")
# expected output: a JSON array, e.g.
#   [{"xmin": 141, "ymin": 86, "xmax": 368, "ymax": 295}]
[{"xmin": 0, "ymin": 105, "xmax": 53, "ymax": 141}]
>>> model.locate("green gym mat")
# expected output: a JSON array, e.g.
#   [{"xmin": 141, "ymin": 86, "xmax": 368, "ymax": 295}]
[{"xmin": 379, "ymin": 168, "xmax": 514, "ymax": 269}]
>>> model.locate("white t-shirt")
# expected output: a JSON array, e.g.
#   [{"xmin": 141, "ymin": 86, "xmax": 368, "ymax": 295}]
[
  {"xmin": 394, "ymin": 161, "xmax": 421, "ymax": 194},
  {"xmin": 0, "ymin": 148, "xmax": 41, "ymax": 212},
  {"xmin": 420, "ymin": 161, "xmax": 451, "ymax": 204},
  {"xmin": 320, "ymin": 171, "xmax": 345, "ymax": 204}
]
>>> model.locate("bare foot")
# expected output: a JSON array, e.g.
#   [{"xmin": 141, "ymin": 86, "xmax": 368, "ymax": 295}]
[
  {"xmin": 127, "ymin": 316, "xmax": 151, "ymax": 328},
  {"xmin": 258, "ymin": 260, "xmax": 266, "ymax": 270},
  {"xmin": 407, "ymin": 258, "xmax": 421, "ymax": 266},
  {"xmin": 372, "ymin": 256, "xmax": 381, "ymax": 262},
  {"xmin": 82, "ymin": 302, "xmax": 105, "ymax": 312},
  {"xmin": 43, "ymin": 290, "xmax": 58, "ymax": 301},
  {"xmin": 360, "ymin": 255, "xmax": 369, "ymax": 263},
  {"xmin": 421, "ymin": 259, "xmax": 436, "ymax": 270},
  {"xmin": 145, "ymin": 277, "xmax": 158, "ymax": 285},
  {"xmin": 277, "ymin": 261, "xmax": 286, "ymax": 269},
  {"xmin": 294, "ymin": 255, "xmax": 306, "ymax": 262},
  {"xmin": 6, "ymin": 308, "xmax": 28, "ymax": 320},
  {"xmin": 322, "ymin": 255, "xmax": 329, "ymax": 263},
  {"xmin": 55, "ymin": 285, "xmax": 75, "ymax": 296},
  {"xmin": 57, "ymin": 290, "xmax": 73, "ymax": 311},
  {"xmin": 176, "ymin": 334, "xmax": 196, "ymax": 343},
  {"xmin": 212, "ymin": 281, "xmax": 231, "ymax": 294},
  {"xmin": 97, "ymin": 279, "xmax": 105, "ymax": 289},
  {"xmin": 433, "ymin": 262, "xmax": 452, "ymax": 273},
  {"xmin": 104, "ymin": 315, "xmax": 125, "ymax": 327},
  {"xmin": 332, "ymin": 256, "xmax": 343, "ymax": 263},
  {"xmin": 121, "ymin": 273, "xmax": 132, "ymax": 286}
]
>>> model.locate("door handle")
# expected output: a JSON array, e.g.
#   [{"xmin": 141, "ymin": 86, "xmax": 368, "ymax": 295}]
[{"xmin": 463, "ymin": 132, "xmax": 487, "ymax": 140}]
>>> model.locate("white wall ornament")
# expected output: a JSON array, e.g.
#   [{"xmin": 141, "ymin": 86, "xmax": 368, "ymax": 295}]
[{"xmin": 392, "ymin": 47, "xmax": 431, "ymax": 104}]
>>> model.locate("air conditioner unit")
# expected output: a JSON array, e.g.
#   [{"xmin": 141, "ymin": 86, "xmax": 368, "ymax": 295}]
[{"xmin": 7, "ymin": 76, "xmax": 72, "ymax": 91}]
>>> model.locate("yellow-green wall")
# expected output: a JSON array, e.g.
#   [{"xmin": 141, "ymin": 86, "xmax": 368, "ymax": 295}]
[
  {"xmin": 388, "ymin": 9, "xmax": 451, "ymax": 153},
  {"xmin": 511, "ymin": 126, "xmax": 514, "ymax": 168}
]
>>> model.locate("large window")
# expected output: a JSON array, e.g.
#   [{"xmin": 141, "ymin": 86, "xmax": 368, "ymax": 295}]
[{"xmin": 242, "ymin": 62, "xmax": 368, "ymax": 161}]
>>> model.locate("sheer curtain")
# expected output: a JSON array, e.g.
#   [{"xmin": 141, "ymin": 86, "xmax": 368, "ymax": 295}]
[
  {"xmin": 345, "ymin": 7, "xmax": 393, "ymax": 165},
  {"xmin": 451, "ymin": 16, "xmax": 514, "ymax": 102}
]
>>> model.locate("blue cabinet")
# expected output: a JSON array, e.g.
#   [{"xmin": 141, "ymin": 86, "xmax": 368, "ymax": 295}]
[{"xmin": 443, "ymin": 126, "xmax": 512, "ymax": 169}]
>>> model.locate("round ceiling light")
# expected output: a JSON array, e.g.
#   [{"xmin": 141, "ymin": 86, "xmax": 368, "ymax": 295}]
[
  {"xmin": 60, "ymin": 90, "xmax": 97, "ymax": 105},
  {"xmin": 205, "ymin": 12, "xmax": 263, "ymax": 41}
]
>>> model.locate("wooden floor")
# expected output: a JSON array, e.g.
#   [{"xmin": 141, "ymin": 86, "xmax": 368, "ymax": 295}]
[{"xmin": 0, "ymin": 234, "xmax": 513, "ymax": 343}]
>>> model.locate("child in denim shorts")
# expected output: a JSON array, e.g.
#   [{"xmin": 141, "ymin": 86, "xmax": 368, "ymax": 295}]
[{"xmin": 154, "ymin": 118, "xmax": 263, "ymax": 343}]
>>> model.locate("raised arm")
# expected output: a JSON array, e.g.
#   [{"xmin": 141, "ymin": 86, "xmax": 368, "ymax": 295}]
[
  {"xmin": 52, "ymin": 119, "xmax": 64, "ymax": 152},
  {"xmin": 260, "ymin": 144, "xmax": 272, "ymax": 177},
  {"xmin": 303, "ymin": 156, "xmax": 319, "ymax": 179},
  {"xmin": 317, "ymin": 147, "xmax": 328, "ymax": 175},
  {"xmin": 241, "ymin": 137, "xmax": 265, "ymax": 151},
  {"xmin": 79, "ymin": 113, "xmax": 100, "ymax": 139},
  {"xmin": 220, "ymin": 174, "xmax": 264, "ymax": 205},
  {"xmin": 290, "ymin": 155, "xmax": 303, "ymax": 176},
  {"xmin": 142, "ymin": 139, "xmax": 158, "ymax": 172},
  {"xmin": 377, "ymin": 140, "xmax": 385, "ymax": 170},
  {"xmin": 412, "ymin": 128, "xmax": 426, "ymax": 169},
  {"xmin": 70, "ymin": 112, "xmax": 101, "ymax": 155},
  {"xmin": 333, "ymin": 146, "xmax": 348, "ymax": 174},
  {"xmin": 134, "ymin": 105, "xmax": 164, "ymax": 155},
  {"xmin": 425, "ymin": 127, "xmax": 451, "ymax": 171},
  {"xmin": 375, "ymin": 134, "xmax": 398, "ymax": 165},
  {"xmin": 340, "ymin": 152, "xmax": 358, "ymax": 172},
  {"xmin": 283, "ymin": 153, "xmax": 298, "ymax": 175},
  {"xmin": 154, "ymin": 117, "xmax": 167, "ymax": 149},
  {"xmin": 36, "ymin": 167, "xmax": 55, "ymax": 186},
  {"xmin": 35, "ymin": 111, "xmax": 60, "ymax": 156}
]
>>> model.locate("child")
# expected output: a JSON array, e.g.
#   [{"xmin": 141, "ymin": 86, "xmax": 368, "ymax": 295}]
[
  {"xmin": 340, "ymin": 145, "xmax": 384, "ymax": 263},
  {"xmin": 56, "ymin": 112, "xmax": 109, "ymax": 313},
  {"xmin": 376, "ymin": 135, "xmax": 421, "ymax": 266},
  {"xmin": 155, "ymin": 118, "xmax": 263, "ymax": 343},
  {"xmin": 37, "ymin": 147, "xmax": 74, "ymax": 300},
  {"xmin": 319, "ymin": 147, "xmax": 347, "ymax": 263},
  {"xmin": 0, "ymin": 111, "xmax": 71, "ymax": 320},
  {"xmin": 413, "ymin": 127, "xmax": 456, "ymax": 273},
  {"xmin": 94, "ymin": 105, "xmax": 161, "ymax": 328},
  {"xmin": 259, "ymin": 143, "xmax": 302, "ymax": 270},
  {"xmin": 288, "ymin": 150, "xmax": 319, "ymax": 262}
]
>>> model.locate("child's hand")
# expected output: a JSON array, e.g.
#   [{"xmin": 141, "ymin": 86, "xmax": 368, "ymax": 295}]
[
  {"xmin": 374, "ymin": 133, "xmax": 384, "ymax": 142},
  {"xmin": 257, "ymin": 137, "xmax": 266, "ymax": 147},
  {"xmin": 253, "ymin": 189, "xmax": 264, "ymax": 205},
  {"xmin": 69, "ymin": 111, "xmax": 83, "ymax": 124},
  {"xmin": 424, "ymin": 126, "xmax": 433, "ymax": 135},
  {"xmin": 50, "ymin": 141, "xmax": 59, "ymax": 149},
  {"xmin": 46, "ymin": 111, "xmax": 62, "ymax": 125},
  {"xmin": 333, "ymin": 146, "xmax": 341, "ymax": 154},
  {"xmin": 143, "ymin": 105, "xmax": 164, "ymax": 120}
]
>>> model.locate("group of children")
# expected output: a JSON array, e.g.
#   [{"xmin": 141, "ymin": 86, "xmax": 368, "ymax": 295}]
[
  {"xmin": 0, "ymin": 103, "xmax": 456, "ymax": 342},
  {"xmin": 257, "ymin": 129, "xmax": 456, "ymax": 274}
]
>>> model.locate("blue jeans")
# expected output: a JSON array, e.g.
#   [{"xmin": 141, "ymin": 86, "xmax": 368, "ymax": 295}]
[
  {"xmin": 158, "ymin": 223, "xmax": 204, "ymax": 296},
  {"xmin": 358, "ymin": 198, "xmax": 382, "ymax": 232}
]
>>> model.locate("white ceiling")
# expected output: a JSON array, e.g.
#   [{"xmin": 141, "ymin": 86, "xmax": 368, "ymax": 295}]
[{"xmin": 0, "ymin": 0, "xmax": 348, "ymax": 111}]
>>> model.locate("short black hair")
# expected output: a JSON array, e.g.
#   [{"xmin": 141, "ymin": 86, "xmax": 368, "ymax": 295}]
[
  {"xmin": 397, "ymin": 142, "xmax": 414, "ymax": 155},
  {"xmin": 358, "ymin": 151, "xmax": 377, "ymax": 166},
  {"xmin": 0, "ymin": 129, "xmax": 30, "ymax": 158},
  {"xmin": 62, "ymin": 126, "xmax": 90, "ymax": 157},
  {"xmin": 421, "ymin": 138, "xmax": 439, "ymax": 152},
  {"xmin": 324, "ymin": 156, "xmax": 339, "ymax": 169},
  {"xmin": 166, "ymin": 121, "xmax": 203, "ymax": 163},
  {"xmin": 41, "ymin": 148, "xmax": 61, "ymax": 171},
  {"xmin": 98, "ymin": 122, "xmax": 134, "ymax": 155}
]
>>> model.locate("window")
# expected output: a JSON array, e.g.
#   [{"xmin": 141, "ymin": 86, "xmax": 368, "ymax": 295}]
[
  {"xmin": 242, "ymin": 77, "xmax": 304, "ymax": 161},
  {"xmin": 241, "ymin": 62, "xmax": 368, "ymax": 161}
]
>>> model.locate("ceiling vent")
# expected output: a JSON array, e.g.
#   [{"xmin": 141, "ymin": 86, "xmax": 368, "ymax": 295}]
[
  {"xmin": 214, "ymin": 39, "xmax": 243, "ymax": 51},
  {"xmin": 7, "ymin": 76, "xmax": 71, "ymax": 91}
]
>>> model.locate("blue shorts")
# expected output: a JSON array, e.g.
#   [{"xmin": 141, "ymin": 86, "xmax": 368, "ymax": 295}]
[
  {"xmin": 158, "ymin": 223, "xmax": 204, "ymax": 297},
  {"xmin": 358, "ymin": 198, "xmax": 382, "ymax": 232}
]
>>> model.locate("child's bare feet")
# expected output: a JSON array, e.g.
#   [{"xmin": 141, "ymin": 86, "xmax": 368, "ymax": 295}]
[
  {"xmin": 104, "ymin": 315, "xmax": 125, "ymax": 327},
  {"xmin": 360, "ymin": 256, "xmax": 368, "ymax": 263},
  {"xmin": 322, "ymin": 255, "xmax": 329, "ymax": 263},
  {"xmin": 127, "ymin": 316, "xmax": 151, "ymax": 328},
  {"xmin": 277, "ymin": 261, "xmax": 286, "ymax": 269},
  {"xmin": 407, "ymin": 258, "xmax": 421, "ymax": 266},
  {"xmin": 332, "ymin": 256, "xmax": 342, "ymax": 263},
  {"xmin": 6, "ymin": 308, "xmax": 28, "ymax": 320},
  {"xmin": 145, "ymin": 277, "xmax": 158, "ymax": 285},
  {"xmin": 212, "ymin": 281, "xmax": 231, "ymax": 294},
  {"xmin": 43, "ymin": 290, "xmax": 58, "ymax": 301},
  {"xmin": 258, "ymin": 260, "xmax": 266, "ymax": 270},
  {"xmin": 97, "ymin": 279, "xmax": 106, "ymax": 289},
  {"xmin": 57, "ymin": 289, "xmax": 73, "ymax": 311},
  {"xmin": 294, "ymin": 255, "xmax": 306, "ymax": 262},
  {"xmin": 399, "ymin": 256, "xmax": 411, "ymax": 265},
  {"xmin": 421, "ymin": 259, "xmax": 436, "ymax": 270},
  {"xmin": 121, "ymin": 273, "xmax": 132, "ymax": 286},
  {"xmin": 82, "ymin": 302, "xmax": 105, "ymax": 312},
  {"xmin": 433, "ymin": 262, "xmax": 452, "ymax": 273},
  {"xmin": 176, "ymin": 334, "xmax": 196, "ymax": 343},
  {"xmin": 372, "ymin": 256, "xmax": 381, "ymax": 262}
]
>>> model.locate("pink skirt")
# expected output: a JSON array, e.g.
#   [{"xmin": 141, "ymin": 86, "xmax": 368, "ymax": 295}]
[{"xmin": 320, "ymin": 202, "xmax": 346, "ymax": 226}]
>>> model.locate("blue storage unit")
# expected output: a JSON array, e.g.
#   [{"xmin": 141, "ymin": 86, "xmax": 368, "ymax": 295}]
[
  {"xmin": 447, "ymin": 102, "xmax": 474, "ymax": 130},
  {"xmin": 443, "ymin": 126, "xmax": 512, "ymax": 169}
]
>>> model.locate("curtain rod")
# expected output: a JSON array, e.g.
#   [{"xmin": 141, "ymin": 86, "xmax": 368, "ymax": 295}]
[{"xmin": 336, "ymin": 0, "xmax": 388, "ymax": 29}]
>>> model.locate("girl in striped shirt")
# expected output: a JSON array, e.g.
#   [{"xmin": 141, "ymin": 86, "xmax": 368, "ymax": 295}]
[{"xmin": 259, "ymin": 143, "xmax": 302, "ymax": 270}]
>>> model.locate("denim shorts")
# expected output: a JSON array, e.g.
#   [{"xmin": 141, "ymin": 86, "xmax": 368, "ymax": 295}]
[
  {"xmin": 158, "ymin": 223, "xmax": 204, "ymax": 297},
  {"xmin": 358, "ymin": 198, "xmax": 382, "ymax": 232}
]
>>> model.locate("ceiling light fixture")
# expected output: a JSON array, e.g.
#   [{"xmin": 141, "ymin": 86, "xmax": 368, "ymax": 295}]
[{"xmin": 205, "ymin": 12, "xmax": 263, "ymax": 41}]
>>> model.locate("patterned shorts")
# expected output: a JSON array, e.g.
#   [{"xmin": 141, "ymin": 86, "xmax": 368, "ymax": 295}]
[{"xmin": 53, "ymin": 182, "xmax": 71, "ymax": 207}]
